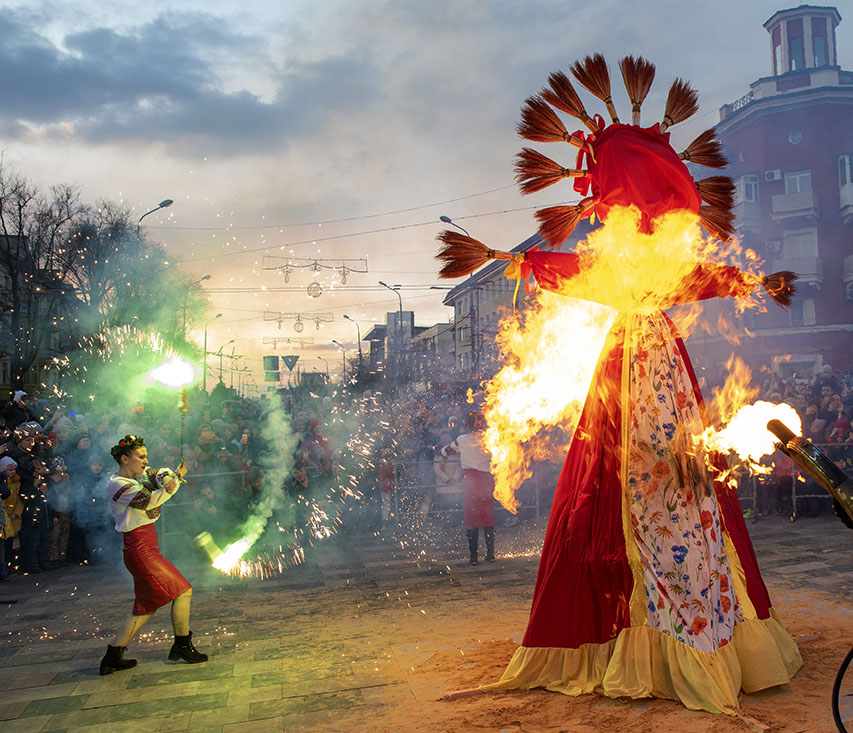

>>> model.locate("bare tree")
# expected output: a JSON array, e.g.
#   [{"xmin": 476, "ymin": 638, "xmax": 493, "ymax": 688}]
[
  {"xmin": 65, "ymin": 200, "xmax": 211, "ymax": 345},
  {"xmin": 0, "ymin": 166, "xmax": 212, "ymax": 392},
  {"xmin": 0, "ymin": 167, "xmax": 84, "ymax": 389}
]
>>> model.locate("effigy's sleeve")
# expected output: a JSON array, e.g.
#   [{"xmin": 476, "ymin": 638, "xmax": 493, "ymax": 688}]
[
  {"xmin": 522, "ymin": 251, "xmax": 585, "ymax": 293},
  {"xmin": 677, "ymin": 263, "xmax": 755, "ymax": 304}
]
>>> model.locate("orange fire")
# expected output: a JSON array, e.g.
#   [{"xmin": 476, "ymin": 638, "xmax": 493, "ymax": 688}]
[
  {"xmin": 481, "ymin": 206, "xmax": 767, "ymax": 511},
  {"xmin": 482, "ymin": 292, "xmax": 615, "ymax": 511},
  {"xmin": 697, "ymin": 356, "xmax": 802, "ymax": 472}
]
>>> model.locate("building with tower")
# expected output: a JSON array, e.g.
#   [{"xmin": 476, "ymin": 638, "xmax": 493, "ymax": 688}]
[{"xmin": 691, "ymin": 4, "xmax": 853, "ymax": 380}]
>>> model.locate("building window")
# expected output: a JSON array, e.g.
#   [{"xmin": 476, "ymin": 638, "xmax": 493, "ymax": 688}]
[
  {"xmin": 784, "ymin": 169, "xmax": 811, "ymax": 194},
  {"xmin": 0, "ymin": 359, "xmax": 9, "ymax": 387},
  {"xmin": 812, "ymin": 17, "xmax": 828, "ymax": 66},
  {"xmin": 736, "ymin": 174, "xmax": 759, "ymax": 204},
  {"xmin": 839, "ymin": 155, "xmax": 851, "ymax": 187},
  {"xmin": 789, "ymin": 297, "xmax": 815, "ymax": 327},
  {"xmin": 772, "ymin": 26, "xmax": 782, "ymax": 75},
  {"xmin": 782, "ymin": 229, "xmax": 818, "ymax": 258},
  {"xmin": 787, "ymin": 18, "xmax": 805, "ymax": 71}
]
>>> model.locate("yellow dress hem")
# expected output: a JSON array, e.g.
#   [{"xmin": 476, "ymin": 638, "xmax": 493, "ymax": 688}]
[{"xmin": 480, "ymin": 611, "xmax": 802, "ymax": 714}]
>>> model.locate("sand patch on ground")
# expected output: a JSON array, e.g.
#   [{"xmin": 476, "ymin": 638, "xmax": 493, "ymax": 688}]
[{"xmin": 329, "ymin": 581, "xmax": 850, "ymax": 732}]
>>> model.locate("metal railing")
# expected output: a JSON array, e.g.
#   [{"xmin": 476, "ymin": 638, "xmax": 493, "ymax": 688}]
[{"xmin": 736, "ymin": 443, "xmax": 850, "ymax": 521}]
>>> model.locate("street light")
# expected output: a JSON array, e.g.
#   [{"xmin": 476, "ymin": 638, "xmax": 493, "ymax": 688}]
[
  {"xmin": 379, "ymin": 280, "xmax": 407, "ymax": 380},
  {"xmin": 216, "ymin": 339, "xmax": 235, "ymax": 384},
  {"xmin": 228, "ymin": 352, "xmax": 243, "ymax": 389},
  {"xmin": 316, "ymin": 356, "xmax": 329, "ymax": 381},
  {"xmin": 183, "ymin": 274, "xmax": 211, "ymax": 341},
  {"xmin": 202, "ymin": 313, "xmax": 222, "ymax": 392},
  {"xmin": 332, "ymin": 340, "xmax": 347, "ymax": 382},
  {"xmin": 439, "ymin": 215, "xmax": 470, "ymax": 237},
  {"xmin": 342, "ymin": 315, "xmax": 363, "ymax": 376},
  {"xmin": 137, "ymin": 198, "xmax": 174, "ymax": 238}
]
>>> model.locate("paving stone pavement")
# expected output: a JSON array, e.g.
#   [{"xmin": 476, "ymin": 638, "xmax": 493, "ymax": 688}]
[{"xmin": 1, "ymin": 513, "xmax": 851, "ymax": 732}]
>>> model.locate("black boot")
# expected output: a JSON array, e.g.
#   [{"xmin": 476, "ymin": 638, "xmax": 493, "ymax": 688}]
[
  {"xmin": 99, "ymin": 644, "xmax": 137, "ymax": 676},
  {"xmin": 484, "ymin": 527, "xmax": 495, "ymax": 562},
  {"xmin": 168, "ymin": 632, "xmax": 208, "ymax": 664},
  {"xmin": 466, "ymin": 528, "xmax": 479, "ymax": 565}
]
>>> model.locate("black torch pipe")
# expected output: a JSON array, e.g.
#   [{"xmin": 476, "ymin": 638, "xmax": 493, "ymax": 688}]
[{"xmin": 767, "ymin": 419, "xmax": 853, "ymax": 528}]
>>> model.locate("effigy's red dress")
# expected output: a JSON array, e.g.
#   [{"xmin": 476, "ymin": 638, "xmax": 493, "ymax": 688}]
[{"xmin": 483, "ymin": 123, "xmax": 802, "ymax": 714}]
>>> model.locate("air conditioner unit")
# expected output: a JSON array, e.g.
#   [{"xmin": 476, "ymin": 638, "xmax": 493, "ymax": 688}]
[
  {"xmin": 846, "ymin": 281, "xmax": 853, "ymax": 301},
  {"xmin": 765, "ymin": 170, "xmax": 783, "ymax": 182}
]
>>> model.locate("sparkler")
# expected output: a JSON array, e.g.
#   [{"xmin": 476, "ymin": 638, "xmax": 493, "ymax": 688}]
[{"xmin": 149, "ymin": 357, "xmax": 196, "ymax": 461}]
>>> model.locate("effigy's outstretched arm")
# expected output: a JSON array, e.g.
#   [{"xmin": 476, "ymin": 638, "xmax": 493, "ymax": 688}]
[{"xmin": 680, "ymin": 263, "xmax": 798, "ymax": 307}]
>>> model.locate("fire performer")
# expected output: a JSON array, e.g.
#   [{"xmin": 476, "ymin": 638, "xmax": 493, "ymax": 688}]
[
  {"xmin": 100, "ymin": 434, "xmax": 208, "ymax": 675},
  {"xmin": 437, "ymin": 54, "xmax": 802, "ymax": 714},
  {"xmin": 441, "ymin": 411, "xmax": 496, "ymax": 565}
]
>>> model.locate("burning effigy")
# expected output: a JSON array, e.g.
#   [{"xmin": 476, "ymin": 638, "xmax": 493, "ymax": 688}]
[{"xmin": 437, "ymin": 54, "xmax": 802, "ymax": 714}]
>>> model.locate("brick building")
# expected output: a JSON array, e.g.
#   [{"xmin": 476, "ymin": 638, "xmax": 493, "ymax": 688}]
[{"xmin": 688, "ymin": 4, "xmax": 853, "ymax": 380}]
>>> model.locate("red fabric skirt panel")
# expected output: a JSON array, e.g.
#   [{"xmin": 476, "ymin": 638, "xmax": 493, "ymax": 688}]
[
  {"xmin": 463, "ymin": 469, "xmax": 495, "ymax": 528},
  {"xmin": 522, "ymin": 325, "xmax": 633, "ymax": 649},
  {"xmin": 667, "ymin": 315, "xmax": 772, "ymax": 620},
  {"xmin": 123, "ymin": 523, "xmax": 191, "ymax": 616}
]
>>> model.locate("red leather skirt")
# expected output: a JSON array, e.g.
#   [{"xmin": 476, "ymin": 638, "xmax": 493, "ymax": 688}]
[
  {"xmin": 463, "ymin": 469, "xmax": 495, "ymax": 528},
  {"xmin": 123, "ymin": 523, "xmax": 191, "ymax": 616}
]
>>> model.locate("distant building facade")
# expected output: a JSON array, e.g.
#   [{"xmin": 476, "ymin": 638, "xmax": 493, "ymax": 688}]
[
  {"xmin": 691, "ymin": 4, "xmax": 853, "ymax": 379},
  {"xmin": 442, "ymin": 223, "xmax": 596, "ymax": 375}
]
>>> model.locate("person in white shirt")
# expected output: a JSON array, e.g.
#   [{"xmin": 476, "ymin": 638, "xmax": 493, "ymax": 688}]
[
  {"xmin": 99, "ymin": 434, "xmax": 208, "ymax": 675},
  {"xmin": 441, "ymin": 412, "xmax": 496, "ymax": 565}
]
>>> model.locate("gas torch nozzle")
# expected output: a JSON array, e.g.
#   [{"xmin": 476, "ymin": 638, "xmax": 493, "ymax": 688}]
[{"xmin": 767, "ymin": 419, "xmax": 853, "ymax": 527}]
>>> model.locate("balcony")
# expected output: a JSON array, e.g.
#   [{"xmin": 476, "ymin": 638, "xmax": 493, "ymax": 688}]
[
  {"xmin": 770, "ymin": 191, "xmax": 820, "ymax": 227},
  {"xmin": 771, "ymin": 256, "xmax": 823, "ymax": 289},
  {"xmin": 841, "ymin": 183, "xmax": 853, "ymax": 225},
  {"xmin": 733, "ymin": 200, "xmax": 762, "ymax": 233},
  {"xmin": 844, "ymin": 255, "xmax": 853, "ymax": 285}
]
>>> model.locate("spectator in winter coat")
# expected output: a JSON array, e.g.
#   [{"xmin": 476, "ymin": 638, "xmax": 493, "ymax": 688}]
[{"xmin": 2, "ymin": 391, "xmax": 34, "ymax": 430}]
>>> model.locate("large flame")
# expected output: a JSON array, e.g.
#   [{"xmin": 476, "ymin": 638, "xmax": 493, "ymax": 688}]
[
  {"xmin": 482, "ymin": 293, "xmax": 615, "ymax": 511},
  {"xmin": 698, "ymin": 401, "xmax": 802, "ymax": 471},
  {"xmin": 696, "ymin": 356, "xmax": 802, "ymax": 472},
  {"xmin": 482, "ymin": 207, "xmax": 764, "ymax": 511}
]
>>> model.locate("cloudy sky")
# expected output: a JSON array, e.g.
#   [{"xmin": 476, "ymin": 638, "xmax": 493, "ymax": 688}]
[{"xmin": 1, "ymin": 0, "xmax": 848, "ymax": 384}]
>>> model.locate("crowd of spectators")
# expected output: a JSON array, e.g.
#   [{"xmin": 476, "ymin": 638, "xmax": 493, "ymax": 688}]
[
  {"xmin": 2, "ymin": 361, "xmax": 850, "ymax": 582},
  {"xmin": 0, "ymin": 383, "xmax": 347, "ymax": 581},
  {"xmin": 751, "ymin": 364, "xmax": 853, "ymax": 517}
]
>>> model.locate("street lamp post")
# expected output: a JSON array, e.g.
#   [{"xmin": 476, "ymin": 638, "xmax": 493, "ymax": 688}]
[
  {"xmin": 229, "ymin": 353, "xmax": 243, "ymax": 389},
  {"xmin": 378, "ymin": 280, "xmax": 405, "ymax": 380},
  {"xmin": 137, "ymin": 198, "xmax": 174, "ymax": 239},
  {"xmin": 342, "ymin": 315, "xmax": 363, "ymax": 377},
  {"xmin": 439, "ymin": 215, "xmax": 471, "ymax": 237},
  {"xmin": 202, "ymin": 313, "xmax": 222, "ymax": 392},
  {"xmin": 316, "ymin": 356, "xmax": 329, "ymax": 381},
  {"xmin": 331, "ymin": 340, "xmax": 347, "ymax": 382},
  {"xmin": 441, "ymin": 216, "xmax": 482, "ymax": 371},
  {"xmin": 216, "ymin": 340, "xmax": 235, "ymax": 384},
  {"xmin": 183, "ymin": 274, "xmax": 211, "ymax": 342}
]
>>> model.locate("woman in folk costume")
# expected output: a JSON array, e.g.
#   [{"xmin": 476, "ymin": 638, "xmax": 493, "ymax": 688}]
[
  {"xmin": 437, "ymin": 55, "xmax": 802, "ymax": 714},
  {"xmin": 101, "ymin": 434, "xmax": 208, "ymax": 675},
  {"xmin": 441, "ymin": 411, "xmax": 496, "ymax": 565}
]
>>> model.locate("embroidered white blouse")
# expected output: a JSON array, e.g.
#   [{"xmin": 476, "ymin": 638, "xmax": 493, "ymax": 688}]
[{"xmin": 106, "ymin": 468, "xmax": 180, "ymax": 532}]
